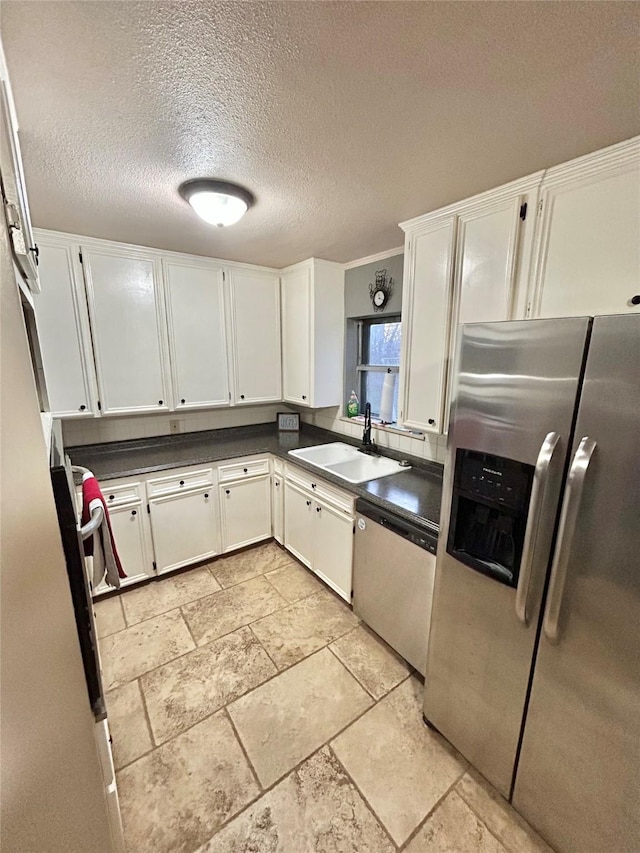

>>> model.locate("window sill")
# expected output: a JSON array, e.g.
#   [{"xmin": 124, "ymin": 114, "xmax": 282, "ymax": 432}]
[{"xmin": 339, "ymin": 415, "xmax": 424, "ymax": 440}]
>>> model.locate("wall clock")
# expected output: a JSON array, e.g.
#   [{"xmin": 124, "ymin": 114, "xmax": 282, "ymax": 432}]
[{"xmin": 369, "ymin": 269, "xmax": 394, "ymax": 312}]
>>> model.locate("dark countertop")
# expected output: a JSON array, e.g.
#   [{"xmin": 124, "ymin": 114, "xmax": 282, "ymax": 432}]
[{"xmin": 68, "ymin": 423, "xmax": 443, "ymax": 533}]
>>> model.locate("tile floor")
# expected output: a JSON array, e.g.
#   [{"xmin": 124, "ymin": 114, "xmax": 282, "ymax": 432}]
[{"xmin": 95, "ymin": 541, "xmax": 554, "ymax": 853}]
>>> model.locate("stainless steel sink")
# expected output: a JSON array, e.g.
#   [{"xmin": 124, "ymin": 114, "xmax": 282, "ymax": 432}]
[{"xmin": 288, "ymin": 442, "xmax": 410, "ymax": 483}]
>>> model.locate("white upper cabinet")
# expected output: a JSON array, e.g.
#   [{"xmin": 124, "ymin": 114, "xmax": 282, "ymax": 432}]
[
  {"xmin": 33, "ymin": 234, "xmax": 98, "ymax": 417},
  {"xmin": 281, "ymin": 258, "xmax": 344, "ymax": 408},
  {"xmin": 228, "ymin": 268, "xmax": 281, "ymax": 404},
  {"xmin": 163, "ymin": 259, "xmax": 229, "ymax": 409},
  {"xmin": 399, "ymin": 217, "xmax": 456, "ymax": 434},
  {"xmin": 82, "ymin": 246, "xmax": 171, "ymax": 415},
  {"xmin": 530, "ymin": 138, "xmax": 640, "ymax": 318}
]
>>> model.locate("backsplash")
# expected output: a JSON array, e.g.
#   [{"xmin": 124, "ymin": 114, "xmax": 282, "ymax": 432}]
[
  {"xmin": 298, "ymin": 406, "xmax": 447, "ymax": 464},
  {"xmin": 61, "ymin": 404, "xmax": 294, "ymax": 447},
  {"xmin": 60, "ymin": 401, "xmax": 447, "ymax": 464}
]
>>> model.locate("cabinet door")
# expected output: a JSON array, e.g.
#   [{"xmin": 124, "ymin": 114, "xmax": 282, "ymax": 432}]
[
  {"xmin": 34, "ymin": 239, "xmax": 99, "ymax": 417},
  {"xmin": 313, "ymin": 500, "xmax": 354, "ymax": 602},
  {"xmin": 98, "ymin": 502, "xmax": 155, "ymax": 592},
  {"xmin": 149, "ymin": 487, "xmax": 218, "ymax": 574},
  {"xmin": 229, "ymin": 269, "xmax": 281, "ymax": 404},
  {"xmin": 283, "ymin": 481, "xmax": 314, "ymax": 568},
  {"xmin": 220, "ymin": 476, "xmax": 271, "ymax": 552},
  {"xmin": 82, "ymin": 247, "xmax": 171, "ymax": 415},
  {"xmin": 281, "ymin": 267, "xmax": 311, "ymax": 405},
  {"xmin": 272, "ymin": 474, "xmax": 284, "ymax": 544},
  {"xmin": 164, "ymin": 260, "xmax": 230, "ymax": 409},
  {"xmin": 399, "ymin": 218, "xmax": 456, "ymax": 434},
  {"xmin": 533, "ymin": 146, "xmax": 640, "ymax": 318}
]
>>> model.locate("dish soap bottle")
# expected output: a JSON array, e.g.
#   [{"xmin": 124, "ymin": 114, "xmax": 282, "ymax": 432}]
[{"xmin": 347, "ymin": 390, "xmax": 360, "ymax": 418}]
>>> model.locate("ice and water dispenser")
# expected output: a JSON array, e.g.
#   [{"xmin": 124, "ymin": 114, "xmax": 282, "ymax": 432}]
[{"xmin": 447, "ymin": 449, "xmax": 534, "ymax": 588}]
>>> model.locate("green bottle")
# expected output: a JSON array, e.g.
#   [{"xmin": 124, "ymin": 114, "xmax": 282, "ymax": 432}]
[{"xmin": 347, "ymin": 390, "xmax": 359, "ymax": 418}]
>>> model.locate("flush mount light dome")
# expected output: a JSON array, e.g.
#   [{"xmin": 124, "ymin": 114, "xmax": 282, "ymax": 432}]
[{"xmin": 178, "ymin": 179, "xmax": 254, "ymax": 227}]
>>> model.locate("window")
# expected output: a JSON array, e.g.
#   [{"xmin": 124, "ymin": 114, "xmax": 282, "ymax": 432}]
[{"xmin": 357, "ymin": 317, "xmax": 402, "ymax": 422}]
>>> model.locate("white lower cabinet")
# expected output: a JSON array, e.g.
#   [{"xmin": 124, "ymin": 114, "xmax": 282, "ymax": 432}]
[
  {"xmin": 283, "ymin": 481, "xmax": 315, "ymax": 567},
  {"xmin": 272, "ymin": 474, "xmax": 284, "ymax": 544},
  {"xmin": 149, "ymin": 487, "xmax": 217, "ymax": 574},
  {"xmin": 283, "ymin": 473, "xmax": 354, "ymax": 601},
  {"xmin": 220, "ymin": 475, "xmax": 272, "ymax": 552},
  {"xmin": 313, "ymin": 500, "xmax": 354, "ymax": 601}
]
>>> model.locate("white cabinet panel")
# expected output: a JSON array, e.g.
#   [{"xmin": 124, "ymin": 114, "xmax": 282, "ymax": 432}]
[
  {"xmin": 229, "ymin": 269, "xmax": 281, "ymax": 404},
  {"xmin": 313, "ymin": 500, "xmax": 353, "ymax": 602},
  {"xmin": 34, "ymin": 238, "xmax": 98, "ymax": 417},
  {"xmin": 149, "ymin": 487, "xmax": 218, "ymax": 574},
  {"xmin": 283, "ymin": 481, "xmax": 314, "ymax": 568},
  {"xmin": 281, "ymin": 266, "xmax": 311, "ymax": 405},
  {"xmin": 400, "ymin": 218, "xmax": 456, "ymax": 434},
  {"xmin": 82, "ymin": 248, "xmax": 171, "ymax": 415},
  {"xmin": 272, "ymin": 474, "xmax": 284, "ymax": 544},
  {"xmin": 164, "ymin": 260, "xmax": 229, "ymax": 409},
  {"xmin": 105, "ymin": 502, "xmax": 154, "ymax": 588},
  {"xmin": 220, "ymin": 476, "xmax": 271, "ymax": 552},
  {"xmin": 456, "ymin": 198, "xmax": 523, "ymax": 325},
  {"xmin": 533, "ymin": 145, "xmax": 640, "ymax": 318}
]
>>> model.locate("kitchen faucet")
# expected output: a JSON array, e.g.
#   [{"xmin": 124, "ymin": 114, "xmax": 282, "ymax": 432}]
[{"xmin": 361, "ymin": 402, "xmax": 376, "ymax": 454}]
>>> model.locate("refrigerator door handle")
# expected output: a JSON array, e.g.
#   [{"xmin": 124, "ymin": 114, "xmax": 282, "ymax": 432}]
[
  {"xmin": 515, "ymin": 431, "xmax": 560, "ymax": 624},
  {"xmin": 543, "ymin": 436, "xmax": 597, "ymax": 642}
]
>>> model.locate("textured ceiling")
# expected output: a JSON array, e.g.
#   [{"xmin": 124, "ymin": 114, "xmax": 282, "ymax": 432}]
[{"xmin": 2, "ymin": 1, "xmax": 639, "ymax": 267}]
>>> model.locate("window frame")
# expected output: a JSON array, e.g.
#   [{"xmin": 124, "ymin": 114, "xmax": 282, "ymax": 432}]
[{"xmin": 356, "ymin": 315, "xmax": 401, "ymax": 420}]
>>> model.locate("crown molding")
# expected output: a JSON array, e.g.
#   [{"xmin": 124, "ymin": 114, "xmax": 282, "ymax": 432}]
[{"xmin": 343, "ymin": 246, "xmax": 404, "ymax": 270}]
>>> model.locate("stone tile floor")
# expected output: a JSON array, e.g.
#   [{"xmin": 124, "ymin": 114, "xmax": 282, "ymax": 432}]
[{"xmin": 95, "ymin": 541, "xmax": 554, "ymax": 853}]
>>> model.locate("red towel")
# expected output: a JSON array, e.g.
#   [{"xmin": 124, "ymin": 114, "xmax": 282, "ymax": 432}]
[{"xmin": 81, "ymin": 475, "xmax": 126, "ymax": 585}]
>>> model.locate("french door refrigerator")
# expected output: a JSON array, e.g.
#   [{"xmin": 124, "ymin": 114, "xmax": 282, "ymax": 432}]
[{"xmin": 423, "ymin": 314, "xmax": 639, "ymax": 853}]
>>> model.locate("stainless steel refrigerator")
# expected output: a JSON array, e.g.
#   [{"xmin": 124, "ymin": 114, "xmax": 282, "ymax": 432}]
[{"xmin": 423, "ymin": 314, "xmax": 639, "ymax": 853}]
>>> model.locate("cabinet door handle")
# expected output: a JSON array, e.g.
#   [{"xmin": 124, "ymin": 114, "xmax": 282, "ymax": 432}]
[
  {"xmin": 316, "ymin": 506, "xmax": 321, "ymax": 513},
  {"xmin": 311, "ymin": 483, "xmax": 316, "ymax": 489},
  {"xmin": 225, "ymin": 489, "xmax": 231, "ymax": 495},
  {"xmin": 204, "ymin": 493, "xmax": 209, "ymax": 499},
  {"xmin": 181, "ymin": 398, "xmax": 186, "ymax": 404},
  {"xmin": 179, "ymin": 480, "xmax": 185, "ymax": 486},
  {"xmin": 240, "ymin": 394, "xmax": 245, "ymax": 399},
  {"xmin": 631, "ymin": 295, "xmax": 640, "ymax": 306},
  {"xmin": 275, "ymin": 480, "xmax": 280, "ymax": 487},
  {"xmin": 302, "ymin": 395, "xmax": 307, "ymax": 400},
  {"xmin": 243, "ymin": 468, "xmax": 248, "ymax": 473},
  {"xmin": 428, "ymin": 418, "xmax": 435, "ymax": 426},
  {"xmin": 306, "ymin": 500, "xmax": 311, "ymax": 506},
  {"xmin": 158, "ymin": 400, "xmax": 164, "ymax": 405},
  {"xmin": 131, "ymin": 509, "xmax": 137, "ymax": 516},
  {"xmin": 79, "ymin": 404, "xmax": 86, "ymax": 411},
  {"xmin": 108, "ymin": 495, "xmax": 115, "ymax": 501}
]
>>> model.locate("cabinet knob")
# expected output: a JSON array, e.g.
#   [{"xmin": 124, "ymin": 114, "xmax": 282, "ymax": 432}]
[
  {"xmin": 275, "ymin": 480, "xmax": 280, "ymax": 487},
  {"xmin": 306, "ymin": 500, "xmax": 311, "ymax": 506},
  {"xmin": 631, "ymin": 295, "xmax": 640, "ymax": 306},
  {"xmin": 316, "ymin": 506, "xmax": 321, "ymax": 513},
  {"xmin": 181, "ymin": 398, "xmax": 186, "ymax": 404},
  {"xmin": 311, "ymin": 483, "xmax": 316, "ymax": 489},
  {"xmin": 158, "ymin": 400, "xmax": 164, "ymax": 406},
  {"xmin": 179, "ymin": 480, "xmax": 185, "ymax": 486},
  {"xmin": 225, "ymin": 489, "xmax": 230, "ymax": 495},
  {"xmin": 428, "ymin": 418, "xmax": 435, "ymax": 426},
  {"xmin": 204, "ymin": 493, "xmax": 209, "ymax": 499},
  {"xmin": 131, "ymin": 509, "xmax": 137, "ymax": 516},
  {"xmin": 302, "ymin": 395, "xmax": 307, "ymax": 400},
  {"xmin": 79, "ymin": 404, "xmax": 86, "ymax": 411},
  {"xmin": 240, "ymin": 394, "xmax": 245, "ymax": 399},
  {"xmin": 243, "ymin": 468, "xmax": 248, "ymax": 473},
  {"xmin": 108, "ymin": 495, "xmax": 115, "ymax": 501}
]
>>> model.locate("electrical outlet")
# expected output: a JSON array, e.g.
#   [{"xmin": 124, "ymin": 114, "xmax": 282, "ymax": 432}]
[{"xmin": 170, "ymin": 419, "xmax": 181, "ymax": 434}]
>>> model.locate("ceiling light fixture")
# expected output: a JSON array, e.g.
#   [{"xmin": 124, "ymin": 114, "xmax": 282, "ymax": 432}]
[{"xmin": 178, "ymin": 179, "xmax": 254, "ymax": 227}]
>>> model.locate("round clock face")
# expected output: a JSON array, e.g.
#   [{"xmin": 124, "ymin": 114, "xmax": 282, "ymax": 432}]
[{"xmin": 373, "ymin": 289, "xmax": 386, "ymax": 307}]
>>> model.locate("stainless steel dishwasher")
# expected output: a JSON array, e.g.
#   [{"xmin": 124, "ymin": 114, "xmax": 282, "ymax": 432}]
[{"xmin": 353, "ymin": 499, "xmax": 437, "ymax": 675}]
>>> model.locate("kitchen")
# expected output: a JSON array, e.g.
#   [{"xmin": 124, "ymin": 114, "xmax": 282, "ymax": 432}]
[{"xmin": 1, "ymin": 3, "xmax": 639, "ymax": 853}]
